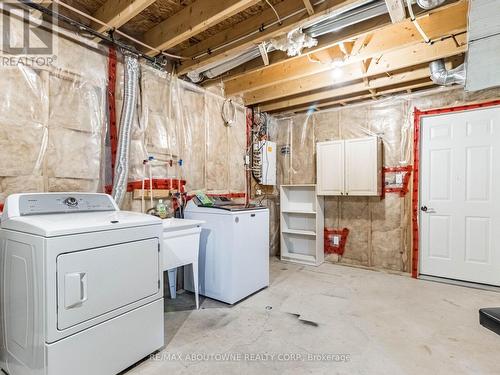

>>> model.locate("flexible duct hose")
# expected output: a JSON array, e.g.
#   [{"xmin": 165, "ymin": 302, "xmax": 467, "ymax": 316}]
[
  {"xmin": 429, "ymin": 59, "xmax": 466, "ymax": 86},
  {"xmin": 111, "ymin": 52, "xmax": 139, "ymax": 206}
]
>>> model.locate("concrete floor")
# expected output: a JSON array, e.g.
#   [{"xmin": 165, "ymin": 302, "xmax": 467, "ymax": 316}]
[{"xmin": 125, "ymin": 259, "xmax": 500, "ymax": 375}]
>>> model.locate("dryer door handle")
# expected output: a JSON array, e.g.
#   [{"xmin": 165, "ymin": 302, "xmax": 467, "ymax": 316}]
[{"xmin": 64, "ymin": 272, "xmax": 88, "ymax": 309}]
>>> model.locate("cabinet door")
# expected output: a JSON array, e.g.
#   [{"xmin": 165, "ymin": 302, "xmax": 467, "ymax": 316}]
[
  {"xmin": 316, "ymin": 140, "xmax": 344, "ymax": 195},
  {"xmin": 345, "ymin": 137, "xmax": 381, "ymax": 196}
]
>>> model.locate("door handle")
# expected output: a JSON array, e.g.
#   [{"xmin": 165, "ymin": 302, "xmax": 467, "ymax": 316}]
[
  {"xmin": 420, "ymin": 206, "xmax": 436, "ymax": 214},
  {"xmin": 65, "ymin": 272, "xmax": 87, "ymax": 309}
]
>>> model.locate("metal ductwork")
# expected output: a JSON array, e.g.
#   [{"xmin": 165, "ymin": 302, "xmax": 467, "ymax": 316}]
[
  {"xmin": 187, "ymin": 0, "xmax": 388, "ymax": 83},
  {"xmin": 305, "ymin": 0, "xmax": 388, "ymax": 37},
  {"xmin": 111, "ymin": 52, "xmax": 139, "ymax": 206},
  {"xmin": 416, "ymin": 0, "xmax": 446, "ymax": 9},
  {"xmin": 429, "ymin": 59, "xmax": 466, "ymax": 86},
  {"xmin": 187, "ymin": 46, "xmax": 268, "ymax": 83}
]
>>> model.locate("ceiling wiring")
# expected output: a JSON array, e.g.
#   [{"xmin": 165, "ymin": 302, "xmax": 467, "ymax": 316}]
[
  {"xmin": 264, "ymin": 0, "xmax": 282, "ymax": 25},
  {"xmin": 50, "ymin": 0, "xmax": 188, "ymax": 60}
]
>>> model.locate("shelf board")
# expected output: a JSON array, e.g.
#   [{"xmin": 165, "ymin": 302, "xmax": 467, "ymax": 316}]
[
  {"xmin": 281, "ymin": 210, "xmax": 316, "ymax": 215},
  {"xmin": 281, "ymin": 184, "xmax": 316, "ymax": 188},
  {"xmin": 282, "ymin": 229, "xmax": 316, "ymax": 236},
  {"xmin": 281, "ymin": 252, "xmax": 317, "ymax": 265}
]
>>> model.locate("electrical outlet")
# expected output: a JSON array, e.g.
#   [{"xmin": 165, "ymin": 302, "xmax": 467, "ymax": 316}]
[
  {"xmin": 395, "ymin": 172, "xmax": 404, "ymax": 185},
  {"xmin": 332, "ymin": 235, "xmax": 340, "ymax": 246}
]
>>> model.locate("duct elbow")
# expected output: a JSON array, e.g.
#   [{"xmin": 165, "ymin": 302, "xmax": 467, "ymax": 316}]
[{"xmin": 429, "ymin": 59, "xmax": 466, "ymax": 86}]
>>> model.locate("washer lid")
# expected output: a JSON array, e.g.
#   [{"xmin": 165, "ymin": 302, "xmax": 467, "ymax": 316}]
[{"xmin": 1, "ymin": 210, "xmax": 161, "ymax": 237}]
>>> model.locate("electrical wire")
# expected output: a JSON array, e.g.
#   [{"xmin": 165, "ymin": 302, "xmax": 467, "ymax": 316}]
[
  {"xmin": 221, "ymin": 99, "xmax": 237, "ymax": 127},
  {"xmin": 406, "ymin": 0, "xmax": 431, "ymax": 44},
  {"xmin": 51, "ymin": 0, "xmax": 188, "ymax": 60},
  {"xmin": 265, "ymin": 0, "xmax": 282, "ymax": 25}
]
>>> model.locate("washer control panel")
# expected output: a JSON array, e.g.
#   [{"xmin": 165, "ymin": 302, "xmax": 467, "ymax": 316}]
[{"xmin": 18, "ymin": 193, "xmax": 117, "ymax": 215}]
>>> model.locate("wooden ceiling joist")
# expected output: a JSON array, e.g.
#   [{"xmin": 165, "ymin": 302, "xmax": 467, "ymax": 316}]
[
  {"xmin": 303, "ymin": 0, "xmax": 315, "ymax": 15},
  {"xmin": 92, "ymin": 0, "xmax": 156, "ymax": 33},
  {"xmin": 177, "ymin": 0, "xmax": 371, "ymax": 75},
  {"xmin": 223, "ymin": 0, "xmax": 467, "ymax": 96},
  {"xmin": 384, "ymin": 0, "xmax": 406, "ymax": 23},
  {"xmin": 285, "ymin": 79, "xmax": 436, "ymax": 113},
  {"xmin": 244, "ymin": 32, "xmax": 467, "ymax": 105},
  {"xmin": 259, "ymin": 59, "xmax": 457, "ymax": 112},
  {"xmin": 143, "ymin": 0, "xmax": 262, "ymax": 55}
]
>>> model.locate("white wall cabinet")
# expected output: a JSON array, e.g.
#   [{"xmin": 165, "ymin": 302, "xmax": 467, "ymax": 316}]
[
  {"xmin": 280, "ymin": 185, "xmax": 324, "ymax": 266},
  {"xmin": 317, "ymin": 136, "xmax": 382, "ymax": 196}
]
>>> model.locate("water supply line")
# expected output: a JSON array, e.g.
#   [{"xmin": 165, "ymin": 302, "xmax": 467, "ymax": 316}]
[
  {"xmin": 112, "ymin": 52, "xmax": 140, "ymax": 206},
  {"xmin": 429, "ymin": 59, "xmax": 465, "ymax": 86}
]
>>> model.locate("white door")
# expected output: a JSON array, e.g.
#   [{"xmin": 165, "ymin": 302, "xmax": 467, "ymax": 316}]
[
  {"xmin": 316, "ymin": 140, "xmax": 344, "ymax": 195},
  {"xmin": 420, "ymin": 106, "xmax": 500, "ymax": 286},
  {"xmin": 345, "ymin": 137, "xmax": 380, "ymax": 196}
]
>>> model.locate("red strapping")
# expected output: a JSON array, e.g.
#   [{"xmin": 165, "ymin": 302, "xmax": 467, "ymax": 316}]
[
  {"xmin": 324, "ymin": 228, "xmax": 350, "ymax": 255},
  {"xmin": 104, "ymin": 179, "xmax": 186, "ymax": 195},
  {"xmin": 107, "ymin": 46, "xmax": 118, "ymax": 184},
  {"xmin": 245, "ymin": 109, "xmax": 252, "ymax": 205},
  {"xmin": 411, "ymin": 100, "xmax": 500, "ymax": 279}
]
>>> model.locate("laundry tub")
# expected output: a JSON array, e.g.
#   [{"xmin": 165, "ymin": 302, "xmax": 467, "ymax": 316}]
[{"xmin": 162, "ymin": 218, "xmax": 204, "ymax": 309}]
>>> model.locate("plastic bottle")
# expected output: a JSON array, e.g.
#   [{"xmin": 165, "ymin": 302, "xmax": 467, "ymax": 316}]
[{"xmin": 156, "ymin": 199, "xmax": 168, "ymax": 219}]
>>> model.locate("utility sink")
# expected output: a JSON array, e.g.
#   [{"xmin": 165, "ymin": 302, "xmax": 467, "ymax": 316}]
[
  {"xmin": 162, "ymin": 218, "xmax": 204, "ymax": 309},
  {"xmin": 162, "ymin": 218, "xmax": 204, "ymax": 233}
]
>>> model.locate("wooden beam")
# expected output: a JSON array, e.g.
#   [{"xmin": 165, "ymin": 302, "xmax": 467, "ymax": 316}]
[
  {"xmin": 92, "ymin": 0, "xmax": 156, "ymax": 33},
  {"xmin": 143, "ymin": 0, "xmax": 261, "ymax": 54},
  {"xmin": 259, "ymin": 60, "xmax": 456, "ymax": 112},
  {"xmin": 224, "ymin": 46, "xmax": 345, "ymax": 96},
  {"xmin": 243, "ymin": 32, "xmax": 467, "ymax": 105},
  {"xmin": 280, "ymin": 80, "xmax": 436, "ymax": 113},
  {"xmin": 223, "ymin": 0, "xmax": 467, "ymax": 96},
  {"xmin": 303, "ymin": 0, "xmax": 315, "ymax": 15},
  {"xmin": 385, "ymin": 0, "xmax": 406, "ymax": 23},
  {"xmin": 177, "ymin": 0, "xmax": 371, "ymax": 75}
]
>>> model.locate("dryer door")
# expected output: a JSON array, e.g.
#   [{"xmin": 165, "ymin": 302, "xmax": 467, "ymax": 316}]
[{"xmin": 56, "ymin": 238, "xmax": 160, "ymax": 330}]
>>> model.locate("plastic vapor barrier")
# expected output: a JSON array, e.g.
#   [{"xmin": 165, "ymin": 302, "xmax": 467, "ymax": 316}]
[
  {"xmin": 0, "ymin": 10, "xmax": 248, "ymax": 214},
  {"xmin": 268, "ymin": 86, "xmax": 500, "ymax": 271},
  {"xmin": 0, "ymin": 12, "xmax": 108, "ymax": 203}
]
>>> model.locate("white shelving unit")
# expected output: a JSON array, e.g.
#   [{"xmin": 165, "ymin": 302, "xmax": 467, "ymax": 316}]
[{"xmin": 280, "ymin": 185, "xmax": 324, "ymax": 266}]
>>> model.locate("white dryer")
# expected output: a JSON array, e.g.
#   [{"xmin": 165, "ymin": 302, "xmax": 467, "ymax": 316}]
[
  {"xmin": 0, "ymin": 193, "xmax": 164, "ymax": 375},
  {"xmin": 184, "ymin": 198, "xmax": 269, "ymax": 304}
]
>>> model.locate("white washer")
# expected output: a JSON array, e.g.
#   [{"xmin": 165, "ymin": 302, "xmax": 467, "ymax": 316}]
[
  {"xmin": 184, "ymin": 199, "xmax": 269, "ymax": 304},
  {"xmin": 0, "ymin": 193, "xmax": 164, "ymax": 375}
]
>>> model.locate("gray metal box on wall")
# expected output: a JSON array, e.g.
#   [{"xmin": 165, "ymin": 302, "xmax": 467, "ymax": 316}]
[
  {"xmin": 466, "ymin": 36, "xmax": 500, "ymax": 92},
  {"xmin": 465, "ymin": 0, "xmax": 500, "ymax": 92}
]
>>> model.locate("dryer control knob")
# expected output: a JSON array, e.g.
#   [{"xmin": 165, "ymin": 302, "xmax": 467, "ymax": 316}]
[{"xmin": 64, "ymin": 197, "xmax": 78, "ymax": 207}]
